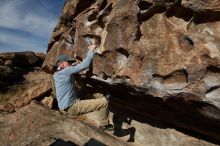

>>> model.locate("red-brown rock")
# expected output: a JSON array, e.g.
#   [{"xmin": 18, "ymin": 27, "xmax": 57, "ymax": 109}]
[
  {"xmin": 0, "ymin": 103, "xmax": 15, "ymax": 113},
  {"xmin": 14, "ymin": 81, "xmax": 52, "ymax": 110},
  {"xmin": 42, "ymin": 0, "xmax": 220, "ymax": 141}
]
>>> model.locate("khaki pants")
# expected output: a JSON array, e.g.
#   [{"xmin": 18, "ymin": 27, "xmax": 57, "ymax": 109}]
[{"xmin": 67, "ymin": 95, "xmax": 109, "ymax": 126}]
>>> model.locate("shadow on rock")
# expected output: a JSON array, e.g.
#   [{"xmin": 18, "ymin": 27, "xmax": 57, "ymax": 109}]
[{"xmin": 112, "ymin": 113, "xmax": 136, "ymax": 142}]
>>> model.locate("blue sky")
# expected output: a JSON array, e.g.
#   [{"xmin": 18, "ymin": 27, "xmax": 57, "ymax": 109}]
[{"xmin": 0, "ymin": 0, "xmax": 66, "ymax": 53}]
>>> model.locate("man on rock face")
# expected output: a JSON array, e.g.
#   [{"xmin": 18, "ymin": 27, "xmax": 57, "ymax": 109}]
[{"xmin": 53, "ymin": 44, "xmax": 113, "ymax": 131}]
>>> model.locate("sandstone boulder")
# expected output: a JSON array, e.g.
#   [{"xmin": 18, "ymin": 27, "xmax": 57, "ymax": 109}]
[
  {"xmin": 0, "ymin": 51, "xmax": 46, "ymax": 90},
  {"xmin": 14, "ymin": 81, "xmax": 52, "ymax": 110},
  {"xmin": 0, "ymin": 102, "xmax": 128, "ymax": 146},
  {"xmin": 42, "ymin": 0, "xmax": 220, "ymax": 142},
  {"xmin": 0, "ymin": 51, "xmax": 43, "ymax": 67},
  {"xmin": 0, "ymin": 69, "xmax": 53, "ymax": 114},
  {"xmin": 0, "ymin": 101, "xmax": 218, "ymax": 146},
  {"xmin": 182, "ymin": 0, "xmax": 220, "ymax": 12},
  {"xmin": 0, "ymin": 65, "xmax": 20, "ymax": 82}
]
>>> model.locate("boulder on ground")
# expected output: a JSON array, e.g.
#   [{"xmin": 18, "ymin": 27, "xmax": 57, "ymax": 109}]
[
  {"xmin": 0, "ymin": 51, "xmax": 43, "ymax": 67},
  {"xmin": 0, "ymin": 102, "xmax": 127, "ymax": 146},
  {"xmin": 14, "ymin": 81, "xmax": 52, "ymax": 110}
]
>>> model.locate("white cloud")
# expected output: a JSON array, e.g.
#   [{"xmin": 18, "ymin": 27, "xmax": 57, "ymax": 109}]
[
  {"xmin": 0, "ymin": 31, "xmax": 46, "ymax": 52},
  {"xmin": 0, "ymin": 0, "xmax": 63, "ymax": 52},
  {"xmin": 22, "ymin": 13, "xmax": 57, "ymax": 37},
  {"xmin": 0, "ymin": 0, "xmax": 58, "ymax": 38}
]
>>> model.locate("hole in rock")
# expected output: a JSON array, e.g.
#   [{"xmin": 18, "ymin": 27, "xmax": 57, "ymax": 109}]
[
  {"xmin": 152, "ymin": 69, "xmax": 188, "ymax": 82},
  {"xmin": 97, "ymin": 20, "xmax": 105, "ymax": 29},
  {"xmin": 135, "ymin": 27, "xmax": 142, "ymax": 41},
  {"xmin": 99, "ymin": 0, "xmax": 108, "ymax": 11},
  {"xmin": 206, "ymin": 86, "xmax": 220, "ymax": 94},
  {"xmin": 139, "ymin": 1, "xmax": 153, "ymax": 10},
  {"xmin": 72, "ymin": 0, "xmax": 95, "ymax": 19},
  {"xmin": 97, "ymin": 3, "xmax": 113, "ymax": 28},
  {"xmin": 116, "ymin": 48, "xmax": 130, "ymax": 58},
  {"xmin": 182, "ymin": 35, "xmax": 194, "ymax": 46},
  {"xmin": 88, "ymin": 11, "xmax": 98, "ymax": 22},
  {"xmin": 194, "ymin": 11, "xmax": 220, "ymax": 24},
  {"xmin": 139, "ymin": 5, "xmax": 167, "ymax": 22},
  {"xmin": 166, "ymin": 5, "xmax": 193, "ymax": 21},
  {"xmin": 206, "ymin": 66, "xmax": 220, "ymax": 73},
  {"xmin": 50, "ymin": 138, "xmax": 77, "ymax": 146}
]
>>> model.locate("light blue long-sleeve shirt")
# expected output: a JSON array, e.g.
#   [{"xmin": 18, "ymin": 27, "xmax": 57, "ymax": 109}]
[{"xmin": 53, "ymin": 49, "xmax": 94, "ymax": 110}]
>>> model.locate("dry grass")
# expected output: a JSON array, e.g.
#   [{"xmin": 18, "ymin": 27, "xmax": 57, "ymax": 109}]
[
  {"xmin": 0, "ymin": 69, "xmax": 51, "ymax": 105},
  {"xmin": 0, "ymin": 84, "xmax": 27, "ymax": 105}
]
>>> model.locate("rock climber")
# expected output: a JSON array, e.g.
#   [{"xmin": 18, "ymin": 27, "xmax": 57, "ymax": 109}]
[{"xmin": 53, "ymin": 44, "xmax": 113, "ymax": 131}]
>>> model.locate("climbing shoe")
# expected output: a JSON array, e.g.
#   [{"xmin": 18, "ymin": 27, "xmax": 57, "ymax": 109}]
[{"xmin": 99, "ymin": 124, "xmax": 114, "ymax": 131}]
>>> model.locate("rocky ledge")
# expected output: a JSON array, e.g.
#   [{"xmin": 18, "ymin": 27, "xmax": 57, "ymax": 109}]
[
  {"xmin": 0, "ymin": 51, "xmax": 46, "ymax": 87},
  {"xmin": 1, "ymin": 101, "xmax": 218, "ymax": 146},
  {"xmin": 0, "ymin": 102, "xmax": 127, "ymax": 146}
]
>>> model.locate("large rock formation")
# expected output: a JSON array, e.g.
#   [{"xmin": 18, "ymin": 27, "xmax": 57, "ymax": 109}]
[
  {"xmin": 42, "ymin": 0, "xmax": 220, "ymax": 142},
  {"xmin": 0, "ymin": 51, "xmax": 46, "ymax": 87},
  {"xmin": 0, "ymin": 101, "xmax": 218, "ymax": 146},
  {"xmin": 0, "ymin": 51, "xmax": 49, "ymax": 112},
  {"xmin": 0, "ymin": 51, "xmax": 45, "ymax": 67},
  {"xmin": 0, "ymin": 102, "xmax": 128, "ymax": 146}
]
